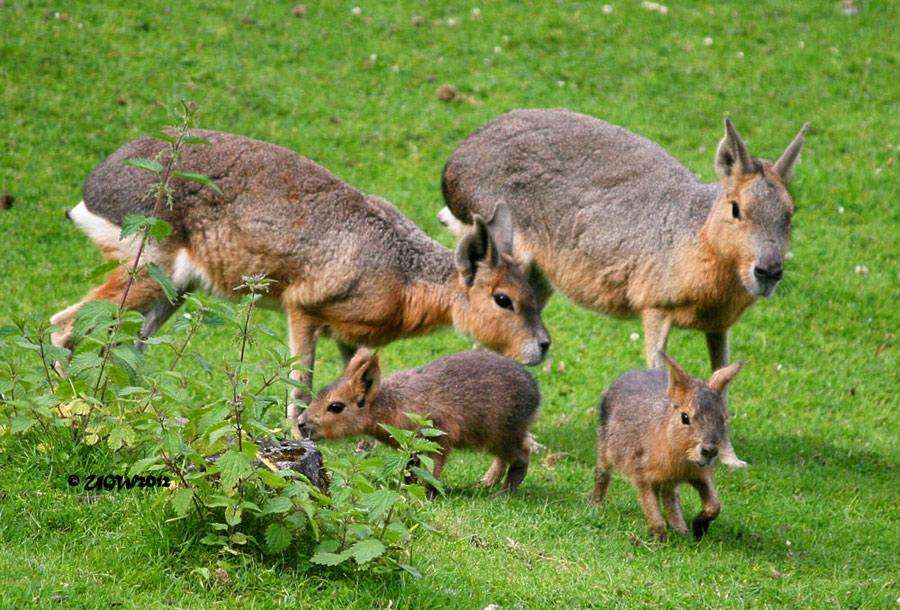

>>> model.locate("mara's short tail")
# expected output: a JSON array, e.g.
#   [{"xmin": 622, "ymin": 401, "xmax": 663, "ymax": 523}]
[{"xmin": 437, "ymin": 206, "xmax": 471, "ymax": 240}]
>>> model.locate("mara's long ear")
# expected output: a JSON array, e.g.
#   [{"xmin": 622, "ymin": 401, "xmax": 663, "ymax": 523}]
[
  {"xmin": 455, "ymin": 214, "xmax": 500, "ymax": 285},
  {"xmin": 351, "ymin": 351, "xmax": 382, "ymax": 408},
  {"xmin": 661, "ymin": 351, "xmax": 691, "ymax": 399},
  {"xmin": 343, "ymin": 347, "xmax": 373, "ymax": 380},
  {"xmin": 772, "ymin": 122, "xmax": 810, "ymax": 183},
  {"xmin": 486, "ymin": 203, "xmax": 514, "ymax": 257},
  {"xmin": 708, "ymin": 360, "xmax": 744, "ymax": 397},
  {"xmin": 715, "ymin": 118, "xmax": 755, "ymax": 181}
]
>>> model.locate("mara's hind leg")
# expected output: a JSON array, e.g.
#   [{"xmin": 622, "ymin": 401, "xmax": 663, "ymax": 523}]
[
  {"xmin": 137, "ymin": 296, "xmax": 185, "ymax": 351},
  {"xmin": 591, "ymin": 427, "xmax": 612, "ymax": 506},
  {"xmin": 499, "ymin": 444, "xmax": 530, "ymax": 496},
  {"xmin": 51, "ymin": 265, "xmax": 169, "ymax": 371},
  {"xmin": 480, "ymin": 457, "xmax": 506, "ymax": 488}
]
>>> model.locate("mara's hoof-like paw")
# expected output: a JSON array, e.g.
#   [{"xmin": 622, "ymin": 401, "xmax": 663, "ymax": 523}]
[{"xmin": 692, "ymin": 518, "xmax": 713, "ymax": 540}]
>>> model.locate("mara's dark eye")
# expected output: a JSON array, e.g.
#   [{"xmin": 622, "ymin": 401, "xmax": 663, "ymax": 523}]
[
  {"xmin": 493, "ymin": 293, "xmax": 514, "ymax": 311},
  {"xmin": 730, "ymin": 200, "xmax": 741, "ymax": 220},
  {"xmin": 681, "ymin": 412, "xmax": 691, "ymax": 426},
  {"xmin": 327, "ymin": 402, "xmax": 345, "ymax": 414}
]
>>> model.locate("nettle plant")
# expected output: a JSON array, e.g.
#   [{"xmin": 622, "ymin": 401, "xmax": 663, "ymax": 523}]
[{"xmin": 0, "ymin": 102, "xmax": 442, "ymax": 574}]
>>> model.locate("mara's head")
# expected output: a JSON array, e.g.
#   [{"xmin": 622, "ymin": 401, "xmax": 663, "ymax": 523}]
[
  {"xmin": 707, "ymin": 119, "xmax": 809, "ymax": 298},
  {"xmin": 298, "ymin": 349, "xmax": 382, "ymax": 441},
  {"xmin": 451, "ymin": 206, "xmax": 550, "ymax": 366},
  {"xmin": 661, "ymin": 352, "xmax": 744, "ymax": 468}
]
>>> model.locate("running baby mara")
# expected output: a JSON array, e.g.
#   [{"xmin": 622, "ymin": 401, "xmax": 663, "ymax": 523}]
[{"xmin": 592, "ymin": 352, "xmax": 745, "ymax": 541}]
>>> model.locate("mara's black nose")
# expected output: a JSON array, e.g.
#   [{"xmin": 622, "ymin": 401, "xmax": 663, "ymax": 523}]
[
  {"xmin": 700, "ymin": 446, "xmax": 719, "ymax": 461},
  {"xmin": 539, "ymin": 340, "xmax": 550, "ymax": 358},
  {"xmin": 753, "ymin": 263, "xmax": 783, "ymax": 282}
]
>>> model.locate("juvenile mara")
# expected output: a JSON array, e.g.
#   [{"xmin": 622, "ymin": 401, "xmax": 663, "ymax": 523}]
[
  {"xmin": 592, "ymin": 352, "xmax": 744, "ymax": 541},
  {"xmin": 50, "ymin": 130, "xmax": 550, "ymax": 438},
  {"xmin": 298, "ymin": 349, "xmax": 540, "ymax": 495}
]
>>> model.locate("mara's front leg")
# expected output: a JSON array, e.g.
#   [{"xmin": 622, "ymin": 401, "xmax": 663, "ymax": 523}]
[
  {"xmin": 705, "ymin": 330, "xmax": 747, "ymax": 469},
  {"xmin": 641, "ymin": 309, "xmax": 672, "ymax": 369},
  {"xmin": 286, "ymin": 308, "xmax": 320, "ymax": 439},
  {"xmin": 689, "ymin": 473, "xmax": 721, "ymax": 540}
]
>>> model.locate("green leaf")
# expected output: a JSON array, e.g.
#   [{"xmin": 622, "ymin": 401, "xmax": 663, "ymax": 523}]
[
  {"xmin": 362, "ymin": 489, "xmax": 402, "ymax": 521},
  {"xmin": 261, "ymin": 496, "xmax": 293, "ymax": 515},
  {"xmin": 181, "ymin": 135, "xmax": 212, "ymax": 146},
  {"xmin": 163, "ymin": 429, "xmax": 184, "ymax": 460},
  {"xmin": 257, "ymin": 468, "xmax": 288, "ymax": 489},
  {"xmin": 218, "ymin": 449, "xmax": 252, "ymax": 489},
  {"xmin": 265, "ymin": 523, "xmax": 292, "ymax": 554},
  {"xmin": 10, "ymin": 415, "xmax": 36, "ymax": 434},
  {"xmin": 419, "ymin": 427, "xmax": 446, "ymax": 438},
  {"xmin": 224, "ymin": 505, "xmax": 242, "ymax": 526},
  {"xmin": 173, "ymin": 170, "xmax": 223, "ymax": 195},
  {"xmin": 86, "ymin": 259, "xmax": 123, "ymax": 281},
  {"xmin": 122, "ymin": 158, "xmax": 163, "ymax": 174},
  {"xmin": 310, "ymin": 551, "xmax": 351, "ymax": 566},
  {"xmin": 111, "ymin": 345, "xmax": 144, "ymax": 378},
  {"xmin": 410, "ymin": 466, "xmax": 444, "ymax": 494},
  {"xmin": 120, "ymin": 214, "xmax": 151, "ymax": 240},
  {"xmin": 128, "ymin": 457, "xmax": 159, "ymax": 477},
  {"xmin": 70, "ymin": 299, "xmax": 117, "ymax": 345},
  {"xmin": 148, "ymin": 131, "xmax": 177, "ymax": 143},
  {"xmin": 171, "ymin": 488, "xmax": 194, "ymax": 516},
  {"xmin": 146, "ymin": 262, "xmax": 179, "ymax": 303},
  {"xmin": 149, "ymin": 218, "xmax": 172, "ymax": 242},
  {"xmin": 349, "ymin": 539, "xmax": 385, "ymax": 565},
  {"xmin": 107, "ymin": 424, "xmax": 135, "ymax": 450},
  {"xmin": 65, "ymin": 352, "xmax": 103, "ymax": 380}
]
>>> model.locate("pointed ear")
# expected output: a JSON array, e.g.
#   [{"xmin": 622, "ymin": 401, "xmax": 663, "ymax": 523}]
[
  {"xmin": 343, "ymin": 347, "xmax": 373, "ymax": 380},
  {"xmin": 708, "ymin": 360, "xmax": 744, "ymax": 396},
  {"xmin": 715, "ymin": 118, "xmax": 755, "ymax": 181},
  {"xmin": 455, "ymin": 214, "xmax": 500, "ymax": 285},
  {"xmin": 660, "ymin": 351, "xmax": 691, "ymax": 399},
  {"xmin": 772, "ymin": 122, "xmax": 810, "ymax": 182},
  {"xmin": 487, "ymin": 203, "xmax": 514, "ymax": 257},
  {"xmin": 351, "ymin": 351, "xmax": 381, "ymax": 408}
]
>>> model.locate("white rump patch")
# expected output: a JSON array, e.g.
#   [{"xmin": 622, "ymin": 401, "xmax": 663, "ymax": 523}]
[
  {"xmin": 437, "ymin": 206, "xmax": 471, "ymax": 239},
  {"xmin": 171, "ymin": 249, "xmax": 216, "ymax": 293},
  {"xmin": 68, "ymin": 200, "xmax": 161, "ymax": 261}
]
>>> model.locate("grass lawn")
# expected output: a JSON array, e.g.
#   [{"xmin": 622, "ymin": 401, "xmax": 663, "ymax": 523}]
[{"xmin": 1, "ymin": 0, "xmax": 899, "ymax": 608}]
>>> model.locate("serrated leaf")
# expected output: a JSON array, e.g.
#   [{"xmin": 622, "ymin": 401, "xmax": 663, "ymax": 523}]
[
  {"xmin": 122, "ymin": 158, "xmax": 163, "ymax": 174},
  {"xmin": 225, "ymin": 505, "xmax": 242, "ymax": 526},
  {"xmin": 362, "ymin": 489, "xmax": 402, "ymax": 521},
  {"xmin": 173, "ymin": 170, "xmax": 223, "ymax": 195},
  {"xmin": 149, "ymin": 218, "xmax": 172, "ymax": 242},
  {"xmin": 107, "ymin": 425, "xmax": 135, "ymax": 450},
  {"xmin": 120, "ymin": 214, "xmax": 151, "ymax": 240},
  {"xmin": 419, "ymin": 427, "xmax": 446, "ymax": 438},
  {"xmin": 10, "ymin": 415, "xmax": 36, "ymax": 434},
  {"xmin": 410, "ymin": 467, "xmax": 444, "ymax": 495},
  {"xmin": 257, "ymin": 468, "xmax": 288, "ymax": 489},
  {"xmin": 265, "ymin": 522, "xmax": 292, "ymax": 554},
  {"xmin": 111, "ymin": 345, "xmax": 144, "ymax": 378},
  {"xmin": 86, "ymin": 259, "xmax": 123, "ymax": 281},
  {"xmin": 349, "ymin": 538, "xmax": 385, "ymax": 565},
  {"xmin": 70, "ymin": 300, "xmax": 117, "ymax": 345},
  {"xmin": 171, "ymin": 488, "xmax": 194, "ymax": 516},
  {"xmin": 310, "ymin": 551, "xmax": 351, "ymax": 566},
  {"xmin": 182, "ymin": 135, "xmax": 212, "ymax": 146},
  {"xmin": 218, "ymin": 449, "xmax": 252, "ymax": 489},
  {"xmin": 128, "ymin": 456, "xmax": 159, "ymax": 477},
  {"xmin": 261, "ymin": 495, "xmax": 293, "ymax": 515},
  {"xmin": 146, "ymin": 262, "xmax": 179, "ymax": 303},
  {"xmin": 163, "ymin": 428, "xmax": 184, "ymax": 460},
  {"xmin": 148, "ymin": 131, "xmax": 177, "ymax": 143}
]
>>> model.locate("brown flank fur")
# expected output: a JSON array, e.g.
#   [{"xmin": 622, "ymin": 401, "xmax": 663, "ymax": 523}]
[
  {"xmin": 298, "ymin": 349, "xmax": 541, "ymax": 495},
  {"xmin": 50, "ymin": 130, "xmax": 550, "ymax": 439}
]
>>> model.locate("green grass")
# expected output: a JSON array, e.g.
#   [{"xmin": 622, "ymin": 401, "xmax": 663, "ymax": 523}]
[{"xmin": 2, "ymin": 0, "xmax": 899, "ymax": 607}]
